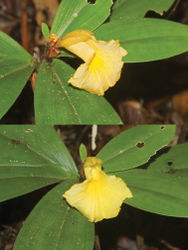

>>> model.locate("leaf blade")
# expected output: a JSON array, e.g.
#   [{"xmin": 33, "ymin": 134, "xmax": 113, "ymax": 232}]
[
  {"xmin": 0, "ymin": 125, "xmax": 78, "ymax": 201},
  {"xmin": 148, "ymin": 143, "xmax": 188, "ymax": 173},
  {"xmin": 118, "ymin": 168, "xmax": 188, "ymax": 217},
  {"xmin": 41, "ymin": 22, "xmax": 50, "ymax": 40},
  {"xmin": 0, "ymin": 31, "xmax": 34, "ymax": 118},
  {"xmin": 14, "ymin": 181, "xmax": 94, "ymax": 250},
  {"xmin": 95, "ymin": 18, "xmax": 188, "ymax": 62},
  {"xmin": 111, "ymin": 0, "xmax": 175, "ymax": 22},
  {"xmin": 97, "ymin": 125, "xmax": 175, "ymax": 172},
  {"xmin": 34, "ymin": 60, "xmax": 122, "ymax": 124},
  {"xmin": 51, "ymin": 0, "xmax": 112, "ymax": 38}
]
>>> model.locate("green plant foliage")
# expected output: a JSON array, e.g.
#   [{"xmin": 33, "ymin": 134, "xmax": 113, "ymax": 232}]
[
  {"xmin": 97, "ymin": 125, "xmax": 175, "ymax": 172},
  {"xmin": 0, "ymin": 31, "xmax": 34, "ymax": 119},
  {"xmin": 0, "ymin": 125, "xmax": 187, "ymax": 249},
  {"xmin": 34, "ymin": 59, "xmax": 122, "ymax": 124},
  {"xmin": 1, "ymin": 0, "xmax": 188, "ymax": 123},
  {"xmin": 111, "ymin": 0, "xmax": 175, "ymax": 22},
  {"xmin": 106, "ymin": 132, "xmax": 188, "ymax": 217},
  {"xmin": 51, "ymin": 0, "xmax": 112, "ymax": 37},
  {"xmin": 41, "ymin": 22, "xmax": 50, "ymax": 40},
  {"xmin": 0, "ymin": 126, "xmax": 77, "ymax": 202},
  {"xmin": 119, "ymin": 168, "xmax": 188, "ymax": 217},
  {"xmin": 14, "ymin": 181, "xmax": 94, "ymax": 250},
  {"xmin": 98, "ymin": 125, "xmax": 188, "ymax": 217},
  {"xmin": 148, "ymin": 143, "xmax": 188, "ymax": 174},
  {"xmin": 95, "ymin": 18, "xmax": 188, "ymax": 63},
  {"xmin": 79, "ymin": 143, "xmax": 87, "ymax": 162}
]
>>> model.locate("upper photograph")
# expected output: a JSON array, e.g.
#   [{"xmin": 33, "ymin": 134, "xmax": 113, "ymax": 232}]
[{"xmin": 0, "ymin": 0, "xmax": 188, "ymax": 124}]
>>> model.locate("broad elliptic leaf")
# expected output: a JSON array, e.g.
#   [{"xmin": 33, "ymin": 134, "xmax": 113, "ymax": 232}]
[
  {"xmin": 97, "ymin": 125, "xmax": 175, "ymax": 173},
  {"xmin": 0, "ymin": 125, "xmax": 77, "ymax": 202},
  {"xmin": 111, "ymin": 0, "xmax": 175, "ymax": 22},
  {"xmin": 95, "ymin": 18, "xmax": 188, "ymax": 63},
  {"xmin": 34, "ymin": 59, "xmax": 122, "ymax": 124},
  {"xmin": 118, "ymin": 168, "xmax": 188, "ymax": 217},
  {"xmin": 0, "ymin": 31, "xmax": 34, "ymax": 119},
  {"xmin": 51, "ymin": 0, "xmax": 112, "ymax": 38},
  {"xmin": 14, "ymin": 181, "xmax": 94, "ymax": 250}
]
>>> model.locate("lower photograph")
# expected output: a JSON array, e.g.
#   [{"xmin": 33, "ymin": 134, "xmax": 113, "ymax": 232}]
[{"xmin": 0, "ymin": 125, "xmax": 188, "ymax": 250}]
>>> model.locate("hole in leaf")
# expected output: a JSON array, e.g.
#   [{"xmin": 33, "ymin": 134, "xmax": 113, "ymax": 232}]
[
  {"xmin": 160, "ymin": 126, "xmax": 166, "ymax": 130},
  {"xmin": 136, "ymin": 142, "xmax": 145, "ymax": 148},
  {"xmin": 88, "ymin": 0, "xmax": 96, "ymax": 3},
  {"xmin": 168, "ymin": 161, "xmax": 173, "ymax": 166}
]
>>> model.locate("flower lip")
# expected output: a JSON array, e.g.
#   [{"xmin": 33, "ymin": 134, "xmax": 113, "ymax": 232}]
[{"xmin": 63, "ymin": 156, "xmax": 133, "ymax": 223}]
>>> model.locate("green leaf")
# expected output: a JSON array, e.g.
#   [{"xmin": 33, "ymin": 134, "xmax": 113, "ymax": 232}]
[
  {"xmin": 111, "ymin": 0, "xmax": 175, "ymax": 22},
  {"xmin": 0, "ymin": 125, "xmax": 78, "ymax": 202},
  {"xmin": 34, "ymin": 59, "xmax": 122, "ymax": 124},
  {"xmin": 148, "ymin": 143, "xmax": 188, "ymax": 175},
  {"xmin": 0, "ymin": 31, "xmax": 34, "ymax": 119},
  {"xmin": 118, "ymin": 168, "xmax": 188, "ymax": 217},
  {"xmin": 94, "ymin": 18, "xmax": 188, "ymax": 63},
  {"xmin": 79, "ymin": 144, "xmax": 87, "ymax": 162},
  {"xmin": 97, "ymin": 125, "xmax": 175, "ymax": 173},
  {"xmin": 51, "ymin": 0, "xmax": 112, "ymax": 38},
  {"xmin": 115, "ymin": 142, "xmax": 188, "ymax": 217},
  {"xmin": 41, "ymin": 22, "xmax": 50, "ymax": 40},
  {"xmin": 14, "ymin": 181, "xmax": 94, "ymax": 250}
]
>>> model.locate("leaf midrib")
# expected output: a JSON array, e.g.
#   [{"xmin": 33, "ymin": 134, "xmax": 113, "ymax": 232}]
[
  {"xmin": 0, "ymin": 131, "xmax": 57, "ymax": 165},
  {"xmin": 57, "ymin": 2, "xmax": 87, "ymax": 37},
  {"xmin": 0, "ymin": 61, "xmax": 33, "ymax": 80},
  {"xmin": 51, "ymin": 63, "xmax": 82, "ymax": 124},
  {"xmin": 121, "ymin": 35, "xmax": 188, "ymax": 44},
  {"xmin": 127, "ymin": 183, "xmax": 188, "ymax": 203},
  {"xmin": 102, "ymin": 132, "xmax": 158, "ymax": 164},
  {"xmin": 55, "ymin": 206, "xmax": 71, "ymax": 250}
]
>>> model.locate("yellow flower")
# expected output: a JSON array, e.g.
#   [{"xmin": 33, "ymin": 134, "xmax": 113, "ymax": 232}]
[
  {"xmin": 48, "ymin": 33, "xmax": 59, "ymax": 44},
  {"xmin": 63, "ymin": 157, "xmax": 133, "ymax": 222},
  {"xmin": 59, "ymin": 30, "xmax": 127, "ymax": 96}
]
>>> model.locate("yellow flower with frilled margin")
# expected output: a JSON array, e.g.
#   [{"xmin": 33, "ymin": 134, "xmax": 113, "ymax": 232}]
[
  {"xmin": 58, "ymin": 30, "xmax": 127, "ymax": 96},
  {"xmin": 63, "ymin": 157, "xmax": 133, "ymax": 223}
]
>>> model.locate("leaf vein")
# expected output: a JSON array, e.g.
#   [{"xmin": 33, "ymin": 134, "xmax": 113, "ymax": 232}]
[{"xmin": 51, "ymin": 65, "xmax": 82, "ymax": 123}]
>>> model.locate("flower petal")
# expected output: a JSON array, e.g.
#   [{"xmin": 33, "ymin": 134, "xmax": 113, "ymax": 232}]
[
  {"xmin": 59, "ymin": 30, "xmax": 94, "ymax": 62},
  {"xmin": 69, "ymin": 39, "xmax": 127, "ymax": 95},
  {"xmin": 59, "ymin": 30, "xmax": 128, "ymax": 95},
  {"xmin": 63, "ymin": 157, "xmax": 132, "ymax": 222}
]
